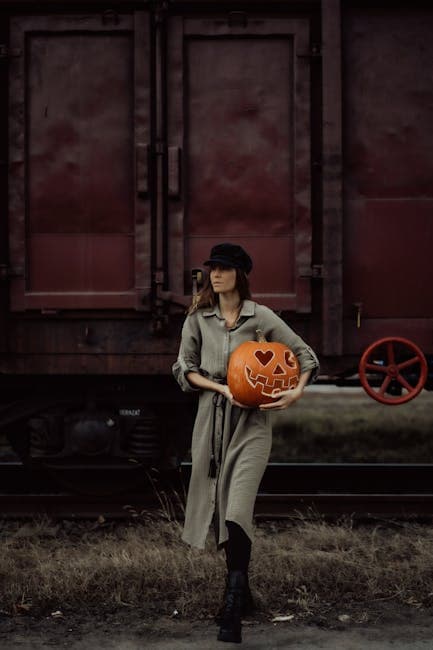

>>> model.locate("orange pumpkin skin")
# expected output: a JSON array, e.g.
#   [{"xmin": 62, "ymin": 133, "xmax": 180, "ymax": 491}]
[{"xmin": 227, "ymin": 341, "xmax": 300, "ymax": 407}]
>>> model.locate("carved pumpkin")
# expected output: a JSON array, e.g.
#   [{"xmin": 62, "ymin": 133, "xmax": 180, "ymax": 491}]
[{"xmin": 227, "ymin": 331, "xmax": 300, "ymax": 407}]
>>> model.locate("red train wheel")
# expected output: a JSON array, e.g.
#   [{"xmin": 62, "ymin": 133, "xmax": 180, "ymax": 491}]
[{"xmin": 359, "ymin": 337, "xmax": 428, "ymax": 405}]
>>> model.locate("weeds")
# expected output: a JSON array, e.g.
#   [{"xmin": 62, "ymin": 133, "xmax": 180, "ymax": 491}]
[
  {"xmin": 145, "ymin": 468, "xmax": 186, "ymax": 524},
  {"xmin": 1, "ymin": 516, "xmax": 433, "ymax": 619}
]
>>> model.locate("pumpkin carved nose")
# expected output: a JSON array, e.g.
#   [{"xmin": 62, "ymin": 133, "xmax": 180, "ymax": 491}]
[{"xmin": 273, "ymin": 364, "xmax": 285, "ymax": 375}]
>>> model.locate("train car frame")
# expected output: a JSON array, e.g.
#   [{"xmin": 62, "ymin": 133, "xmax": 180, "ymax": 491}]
[{"xmin": 0, "ymin": 0, "xmax": 432, "ymax": 491}]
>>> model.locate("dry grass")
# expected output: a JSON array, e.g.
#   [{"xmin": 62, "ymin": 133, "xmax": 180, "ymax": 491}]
[
  {"xmin": 254, "ymin": 518, "xmax": 433, "ymax": 615},
  {"xmin": 2, "ymin": 515, "xmax": 433, "ymax": 619}
]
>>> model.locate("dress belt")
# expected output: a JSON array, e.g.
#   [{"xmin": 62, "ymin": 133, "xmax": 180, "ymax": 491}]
[{"xmin": 209, "ymin": 392, "xmax": 226, "ymax": 478}]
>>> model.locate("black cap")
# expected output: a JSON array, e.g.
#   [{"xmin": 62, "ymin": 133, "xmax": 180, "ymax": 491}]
[{"xmin": 203, "ymin": 243, "xmax": 253, "ymax": 275}]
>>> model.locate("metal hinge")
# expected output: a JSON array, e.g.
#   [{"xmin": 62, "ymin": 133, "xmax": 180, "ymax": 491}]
[
  {"xmin": 297, "ymin": 44, "xmax": 322, "ymax": 60},
  {"xmin": 0, "ymin": 264, "xmax": 23, "ymax": 280},
  {"xmin": 299, "ymin": 264, "xmax": 324, "ymax": 279},
  {"xmin": 153, "ymin": 269, "xmax": 165, "ymax": 286},
  {"xmin": 101, "ymin": 10, "xmax": 119, "ymax": 26},
  {"xmin": 0, "ymin": 45, "xmax": 22, "ymax": 60}
]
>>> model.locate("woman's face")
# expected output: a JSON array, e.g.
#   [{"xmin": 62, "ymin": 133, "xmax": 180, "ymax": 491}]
[{"xmin": 209, "ymin": 265, "xmax": 237, "ymax": 295}]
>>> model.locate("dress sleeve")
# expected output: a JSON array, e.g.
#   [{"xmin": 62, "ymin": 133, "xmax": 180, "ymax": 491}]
[
  {"xmin": 172, "ymin": 313, "xmax": 202, "ymax": 392},
  {"xmin": 258, "ymin": 305, "xmax": 320, "ymax": 382}
]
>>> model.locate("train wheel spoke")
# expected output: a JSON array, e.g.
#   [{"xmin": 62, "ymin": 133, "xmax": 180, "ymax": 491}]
[
  {"xmin": 397, "ymin": 356, "xmax": 421, "ymax": 371},
  {"xmin": 365, "ymin": 363, "xmax": 387, "ymax": 373},
  {"xmin": 379, "ymin": 375, "xmax": 392, "ymax": 396},
  {"xmin": 386, "ymin": 341, "xmax": 396, "ymax": 366},
  {"xmin": 396, "ymin": 373, "xmax": 414, "ymax": 393}
]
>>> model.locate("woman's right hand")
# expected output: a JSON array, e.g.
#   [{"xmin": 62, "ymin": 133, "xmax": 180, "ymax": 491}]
[
  {"xmin": 219, "ymin": 384, "xmax": 250, "ymax": 408},
  {"xmin": 186, "ymin": 373, "xmax": 250, "ymax": 408},
  {"xmin": 219, "ymin": 384, "xmax": 234, "ymax": 402}
]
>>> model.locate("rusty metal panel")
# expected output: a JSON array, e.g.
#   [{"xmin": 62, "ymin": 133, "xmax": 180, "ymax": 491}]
[
  {"xmin": 345, "ymin": 201, "xmax": 433, "ymax": 319},
  {"xmin": 8, "ymin": 13, "xmax": 151, "ymax": 311},
  {"xmin": 187, "ymin": 38, "xmax": 294, "ymax": 236},
  {"xmin": 7, "ymin": 319, "xmax": 180, "ymax": 355},
  {"xmin": 28, "ymin": 234, "xmax": 134, "ymax": 292},
  {"xmin": 167, "ymin": 16, "xmax": 311, "ymax": 312},
  {"xmin": 27, "ymin": 33, "xmax": 134, "ymax": 236},
  {"xmin": 344, "ymin": 318, "xmax": 433, "ymax": 358},
  {"xmin": 343, "ymin": 8, "xmax": 433, "ymax": 348}
]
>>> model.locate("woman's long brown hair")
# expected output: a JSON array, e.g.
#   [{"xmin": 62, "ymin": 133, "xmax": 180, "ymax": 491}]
[{"xmin": 188, "ymin": 268, "xmax": 252, "ymax": 314}]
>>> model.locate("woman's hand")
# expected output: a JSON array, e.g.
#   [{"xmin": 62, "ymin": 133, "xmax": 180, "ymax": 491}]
[
  {"xmin": 185, "ymin": 373, "xmax": 250, "ymax": 407},
  {"xmin": 259, "ymin": 369, "xmax": 312, "ymax": 411},
  {"xmin": 219, "ymin": 384, "xmax": 251, "ymax": 408},
  {"xmin": 259, "ymin": 385, "xmax": 303, "ymax": 410},
  {"xmin": 220, "ymin": 384, "xmax": 234, "ymax": 402}
]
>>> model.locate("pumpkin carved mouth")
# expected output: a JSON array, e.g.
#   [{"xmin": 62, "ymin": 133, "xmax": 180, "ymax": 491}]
[{"xmin": 245, "ymin": 365, "xmax": 296, "ymax": 397}]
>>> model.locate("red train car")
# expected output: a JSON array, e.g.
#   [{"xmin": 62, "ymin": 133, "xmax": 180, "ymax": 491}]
[{"xmin": 0, "ymin": 0, "xmax": 432, "ymax": 477}]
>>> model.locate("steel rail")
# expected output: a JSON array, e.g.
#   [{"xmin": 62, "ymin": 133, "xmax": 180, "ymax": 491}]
[
  {"xmin": 1, "ymin": 492, "xmax": 433, "ymax": 519},
  {"xmin": 1, "ymin": 460, "xmax": 433, "ymax": 518}
]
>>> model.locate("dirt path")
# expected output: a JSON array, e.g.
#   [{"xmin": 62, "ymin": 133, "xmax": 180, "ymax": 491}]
[{"xmin": 2, "ymin": 610, "xmax": 433, "ymax": 650}]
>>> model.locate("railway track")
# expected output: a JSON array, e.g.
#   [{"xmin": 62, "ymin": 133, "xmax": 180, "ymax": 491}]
[
  {"xmin": 2, "ymin": 492, "xmax": 433, "ymax": 520},
  {"xmin": 2, "ymin": 461, "xmax": 433, "ymax": 519}
]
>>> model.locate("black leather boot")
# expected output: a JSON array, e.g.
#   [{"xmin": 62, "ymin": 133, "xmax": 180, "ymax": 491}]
[
  {"xmin": 215, "ymin": 573, "xmax": 255, "ymax": 625},
  {"xmin": 242, "ymin": 576, "xmax": 255, "ymax": 617},
  {"xmin": 217, "ymin": 570, "xmax": 246, "ymax": 644}
]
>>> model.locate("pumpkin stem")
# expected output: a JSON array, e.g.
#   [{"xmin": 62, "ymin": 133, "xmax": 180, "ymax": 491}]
[{"xmin": 256, "ymin": 329, "xmax": 267, "ymax": 343}]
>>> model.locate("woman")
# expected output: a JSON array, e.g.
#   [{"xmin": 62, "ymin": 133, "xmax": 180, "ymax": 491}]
[{"xmin": 173, "ymin": 242, "xmax": 319, "ymax": 644}]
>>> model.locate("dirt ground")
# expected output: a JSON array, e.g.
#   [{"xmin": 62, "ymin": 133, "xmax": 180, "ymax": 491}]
[{"xmin": 1, "ymin": 602, "xmax": 433, "ymax": 649}]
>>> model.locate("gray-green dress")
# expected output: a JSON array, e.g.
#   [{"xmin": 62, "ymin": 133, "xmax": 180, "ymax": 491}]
[{"xmin": 173, "ymin": 300, "xmax": 319, "ymax": 550}]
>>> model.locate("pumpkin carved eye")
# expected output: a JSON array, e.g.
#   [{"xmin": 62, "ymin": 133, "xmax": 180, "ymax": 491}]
[
  {"xmin": 285, "ymin": 350, "xmax": 297, "ymax": 368},
  {"xmin": 254, "ymin": 350, "xmax": 274, "ymax": 366}
]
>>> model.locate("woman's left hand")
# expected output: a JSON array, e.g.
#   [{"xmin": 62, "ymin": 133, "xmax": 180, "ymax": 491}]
[{"xmin": 259, "ymin": 385, "xmax": 303, "ymax": 410}]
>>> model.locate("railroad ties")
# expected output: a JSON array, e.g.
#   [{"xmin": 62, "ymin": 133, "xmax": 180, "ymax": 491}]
[{"xmin": 2, "ymin": 461, "xmax": 433, "ymax": 519}]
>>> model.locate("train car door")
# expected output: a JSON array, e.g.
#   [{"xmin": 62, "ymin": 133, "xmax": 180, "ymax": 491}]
[
  {"xmin": 165, "ymin": 14, "xmax": 312, "ymax": 313},
  {"xmin": 342, "ymin": 8, "xmax": 433, "ymax": 354},
  {"xmin": 8, "ymin": 13, "xmax": 151, "ymax": 311}
]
